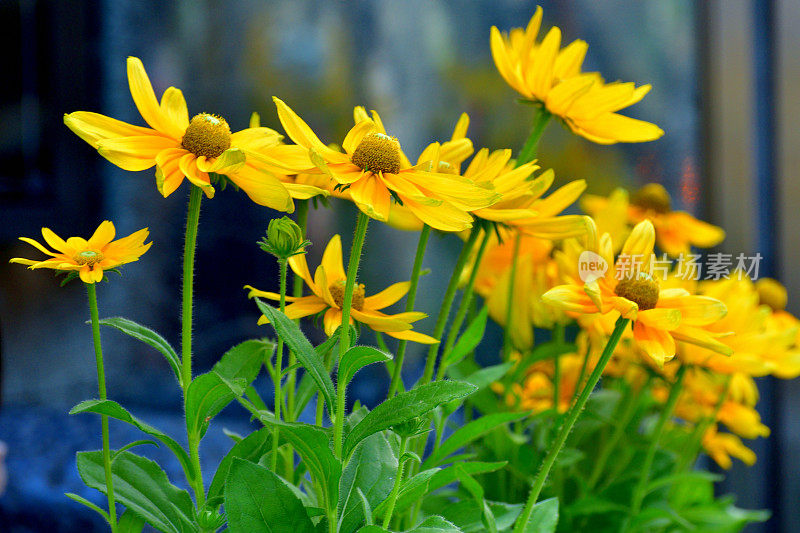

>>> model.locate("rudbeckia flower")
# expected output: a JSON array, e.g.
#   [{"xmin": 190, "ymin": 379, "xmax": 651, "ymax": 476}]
[
  {"xmin": 491, "ymin": 7, "xmax": 664, "ymax": 144},
  {"xmin": 246, "ymin": 235, "xmax": 437, "ymax": 344},
  {"xmin": 543, "ymin": 219, "xmax": 731, "ymax": 365},
  {"xmin": 10, "ymin": 221, "xmax": 151, "ymax": 283},
  {"xmin": 64, "ymin": 57, "xmax": 311, "ymax": 211},
  {"xmin": 702, "ymin": 425, "xmax": 757, "ymax": 470},
  {"xmin": 581, "ymin": 184, "xmax": 725, "ymax": 256},
  {"xmin": 272, "ymin": 98, "xmax": 499, "ymax": 232}
]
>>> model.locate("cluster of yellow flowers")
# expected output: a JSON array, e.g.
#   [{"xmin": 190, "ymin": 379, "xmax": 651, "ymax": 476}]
[{"xmin": 11, "ymin": 7, "xmax": 792, "ymax": 476}]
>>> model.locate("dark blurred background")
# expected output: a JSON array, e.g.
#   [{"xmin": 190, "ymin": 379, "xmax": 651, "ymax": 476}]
[{"xmin": 0, "ymin": 0, "xmax": 797, "ymax": 531}]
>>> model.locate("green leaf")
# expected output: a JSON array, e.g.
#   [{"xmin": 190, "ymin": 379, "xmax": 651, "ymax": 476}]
[
  {"xmin": 344, "ymin": 381, "xmax": 477, "ymax": 459},
  {"xmin": 98, "ymin": 317, "xmax": 181, "ymax": 385},
  {"xmin": 374, "ymin": 468, "xmax": 439, "ymax": 519},
  {"xmin": 409, "ymin": 516, "xmax": 463, "ymax": 532},
  {"xmin": 522, "ymin": 497, "xmax": 558, "ymax": 533},
  {"xmin": 646, "ymin": 470, "xmax": 722, "ymax": 496},
  {"xmin": 112, "ymin": 440, "xmax": 159, "ymax": 461},
  {"xmin": 274, "ymin": 421, "xmax": 341, "ymax": 510},
  {"xmin": 339, "ymin": 346, "xmax": 392, "ymax": 388},
  {"xmin": 440, "ymin": 501, "xmax": 521, "ymax": 533},
  {"xmin": 293, "ymin": 335, "xmax": 339, "ymax": 419},
  {"xmin": 76, "ymin": 451, "xmax": 196, "ymax": 533},
  {"xmin": 424, "ymin": 412, "xmax": 526, "ymax": 468},
  {"xmin": 70, "ymin": 400, "xmax": 193, "ymax": 481},
  {"xmin": 64, "ymin": 492, "xmax": 109, "ymax": 522},
  {"xmin": 224, "ymin": 458, "xmax": 315, "ymax": 533},
  {"xmin": 189, "ymin": 339, "xmax": 272, "ymax": 439},
  {"xmin": 441, "ymin": 307, "xmax": 488, "ymax": 369},
  {"xmin": 338, "ymin": 432, "xmax": 397, "ymax": 533},
  {"xmin": 208, "ymin": 427, "xmax": 272, "ymax": 502},
  {"xmin": 255, "ymin": 298, "xmax": 336, "ymax": 416},
  {"xmin": 118, "ymin": 509, "xmax": 145, "ymax": 533},
  {"xmin": 450, "ymin": 362, "xmax": 513, "ymax": 391},
  {"xmin": 358, "ymin": 488, "xmax": 374, "ymax": 526}
]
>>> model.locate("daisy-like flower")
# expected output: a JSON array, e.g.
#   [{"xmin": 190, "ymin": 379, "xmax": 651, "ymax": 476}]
[
  {"xmin": 491, "ymin": 6, "xmax": 664, "ymax": 144},
  {"xmin": 272, "ymin": 98, "xmax": 499, "ymax": 232},
  {"xmin": 10, "ymin": 221, "xmax": 151, "ymax": 283},
  {"xmin": 64, "ymin": 57, "xmax": 315, "ymax": 211},
  {"xmin": 581, "ymin": 184, "xmax": 725, "ymax": 256},
  {"xmin": 246, "ymin": 235, "xmax": 437, "ymax": 344},
  {"xmin": 543, "ymin": 219, "xmax": 731, "ymax": 365}
]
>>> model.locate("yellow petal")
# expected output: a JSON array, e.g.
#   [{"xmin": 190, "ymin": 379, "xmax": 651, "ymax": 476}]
[
  {"xmin": 96, "ymin": 135, "xmax": 175, "ymax": 171},
  {"xmin": 273, "ymin": 97, "xmax": 345, "ymax": 162},
  {"xmin": 87, "ymin": 221, "xmax": 116, "ymax": 249},
  {"xmin": 127, "ymin": 57, "xmax": 184, "ymax": 139},
  {"xmin": 160, "ymin": 86, "xmax": 190, "ymax": 131},
  {"xmin": 622, "ymin": 219, "xmax": 655, "ymax": 259},
  {"xmin": 386, "ymin": 329, "xmax": 439, "ymax": 344},
  {"xmin": 225, "ymin": 163, "xmax": 294, "ymax": 212},
  {"xmin": 638, "ymin": 308, "xmax": 681, "ymax": 331},
  {"xmin": 64, "ymin": 111, "xmax": 158, "ymax": 147},
  {"xmin": 321, "ymin": 235, "xmax": 347, "ymax": 282},
  {"xmin": 633, "ymin": 321, "xmax": 676, "ymax": 366}
]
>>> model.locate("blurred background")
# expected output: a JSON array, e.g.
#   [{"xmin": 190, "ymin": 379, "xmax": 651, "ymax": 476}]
[{"xmin": 0, "ymin": 0, "xmax": 797, "ymax": 531}]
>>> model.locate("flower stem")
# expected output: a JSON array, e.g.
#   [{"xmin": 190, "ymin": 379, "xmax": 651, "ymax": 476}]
[
  {"xmin": 333, "ymin": 211, "xmax": 370, "ymax": 459},
  {"xmin": 181, "ymin": 185, "xmax": 206, "ymax": 507},
  {"xmin": 388, "ymin": 225, "xmax": 431, "ymax": 398},
  {"xmin": 437, "ymin": 230, "xmax": 489, "ymax": 380},
  {"xmin": 552, "ymin": 323, "xmax": 565, "ymax": 408},
  {"xmin": 382, "ymin": 434, "xmax": 409, "ymax": 528},
  {"xmin": 421, "ymin": 225, "xmax": 481, "ymax": 385},
  {"xmin": 630, "ymin": 363, "xmax": 687, "ymax": 515},
  {"xmin": 515, "ymin": 108, "xmax": 551, "ymax": 168},
  {"xmin": 271, "ymin": 258, "xmax": 288, "ymax": 472},
  {"xmin": 513, "ymin": 317, "xmax": 629, "ymax": 533},
  {"xmin": 86, "ymin": 282, "xmax": 117, "ymax": 532},
  {"xmin": 287, "ymin": 199, "xmax": 309, "ymax": 421},
  {"xmin": 502, "ymin": 232, "xmax": 523, "ymax": 360}
]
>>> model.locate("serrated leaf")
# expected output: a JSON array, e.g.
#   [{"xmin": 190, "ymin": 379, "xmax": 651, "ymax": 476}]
[
  {"xmin": 224, "ymin": 458, "xmax": 315, "ymax": 533},
  {"xmin": 441, "ymin": 307, "xmax": 488, "ymax": 369},
  {"xmin": 208, "ymin": 428, "xmax": 272, "ymax": 502},
  {"xmin": 338, "ymin": 432, "xmax": 397, "ymax": 533},
  {"xmin": 255, "ymin": 298, "xmax": 336, "ymax": 417},
  {"xmin": 189, "ymin": 339, "xmax": 271, "ymax": 439},
  {"xmin": 76, "ymin": 451, "xmax": 195, "ymax": 533},
  {"xmin": 339, "ymin": 346, "xmax": 392, "ymax": 388},
  {"xmin": 344, "ymin": 381, "xmax": 477, "ymax": 459},
  {"xmin": 98, "ymin": 317, "xmax": 181, "ymax": 385},
  {"xmin": 70, "ymin": 400, "xmax": 193, "ymax": 481},
  {"xmin": 424, "ymin": 412, "xmax": 526, "ymax": 468}
]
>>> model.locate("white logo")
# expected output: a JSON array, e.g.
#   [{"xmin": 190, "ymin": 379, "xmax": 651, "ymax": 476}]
[{"xmin": 578, "ymin": 251, "xmax": 608, "ymax": 283}]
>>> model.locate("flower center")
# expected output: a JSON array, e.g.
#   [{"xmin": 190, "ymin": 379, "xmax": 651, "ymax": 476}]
[
  {"xmin": 329, "ymin": 279, "xmax": 366, "ymax": 311},
  {"xmin": 351, "ymin": 132, "xmax": 401, "ymax": 174},
  {"xmin": 74, "ymin": 250, "xmax": 104, "ymax": 266},
  {"xmin": 614, "ymin": 272, "xmax": 659, "ymax": 310},
  {"xmin": 181, "ymin": 113, "xmax": 232, "ymax": 159},
  {"xmin": 630, "ymin": 183, "xmax": 671, "ymax": 214}
]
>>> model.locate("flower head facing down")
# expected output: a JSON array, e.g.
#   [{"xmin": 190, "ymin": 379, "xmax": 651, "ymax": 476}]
[
  {"xmin": 64, "ymin": 57, "xmax": 313, "ymax": 211},
  {"xmin": 491, "ymin": 7, "xmax": 664, "ymax": 144},
  {"xmin": 10, "ymin": 221, "xmax": 151, "ymax": 283},
  {"xmin": 246, "ymin": 235, "xmax": 437, "ymax": 344},
  {"xmin": 272, "ymin": 98, "xmax": 499, "ymax": 232}
]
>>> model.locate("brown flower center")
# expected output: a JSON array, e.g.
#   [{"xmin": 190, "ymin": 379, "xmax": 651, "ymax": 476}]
[
  {"xmin": 630, "ymin": 183, "xmax": 671, "ymax": 214},
  {"xmin": 614, "ymin": 272, "xmax": 659, "ymax": 310},
  {"xmin": 181, "ymin": 113, "xmax": 231, "ymax": 158},
  {"xmin": 351, "ymin": 132, "xmax": 401, "ymax": 174},
  {"xmin": 74, "ymin": 250, "xmax": 104, "ymax": 266},
  {"xmin": 329, "ymin": 279, "xmax": 366, "ymax": 311}
]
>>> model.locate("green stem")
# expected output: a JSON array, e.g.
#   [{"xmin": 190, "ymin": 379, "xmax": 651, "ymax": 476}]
[
  {"xmin": 271, "ymin": 258, "xmax": 288, "ymax": 472},
  {"xmin": 513, "ymin": 318, "xmax": 629, "ymax": 533},
  {"xmin": 502, "ymin": 232, "xmax": 523, "ymax": 360},
  {"xmin": 587, "ymin": 377, "xmax": 650, "ymax": 490},
  {"xmin": 181, "ymin": 185, "xmax": 206, "ymax": 507},
  {"xmin": 382, "ymin": 435, "xmax": 409, "ymax": 528},
  {"xmin": 515, "ymin": 108, "xmax": 552, "ymax": 168},
  {"xmin": 437, "ymin": 231, "xmax": 490, "ymax": 380},
  {"xmin": 421, "ymin": 225, "xmax": 482, "ymax": 385},
  {"xmin": 389, "ymin": 225, "xmax": 431, "ymax": 398},
  {"xmin": 86, "ymin": 282, "xmax": 117, "ymax": 532},
  {"xmin": 675, "ymin": 374, "xmax": 731, "ymax": 472},
  {"xmin": 630, "ymin": 364, "xmax": 687, "ymax": 515},
  {"xmin": 287, "ymin": 200, "xmax": 309, "ymax": 421},
  {"xmin": 333, "ymin": 211, "xmax": 370, "ymax": 459},
  {"xmin": 552, "ymin": 324, "xmax": 565, "ymax": 409}
]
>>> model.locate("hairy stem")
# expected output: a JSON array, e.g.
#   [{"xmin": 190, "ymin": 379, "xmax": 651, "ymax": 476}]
[{"xmin": 272, "ymin": 258, "xmax": 288, "ymax": 472}]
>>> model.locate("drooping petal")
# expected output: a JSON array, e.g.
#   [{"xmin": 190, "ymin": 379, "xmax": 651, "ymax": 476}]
[
  {"xmin": 633, "ymin": 321, "xmax": 676, "ymax": 366},
  {"xmin": 64, "ymin": 111, "xmax": 161, "ymax": 147},
  {"xmin": 638, "ymin": 308, "xmax": 681, "ymax": 331},
  {"xmin": 224, "ymin": 163, "xmax": 294, "ymax": 212},
  {"xmin": 95, "ymin": 135, "xmax": 176, "ymax": 171},
  {"xmin": 349, "ymin": 174, "xmax": 392, "ymax": 222}
]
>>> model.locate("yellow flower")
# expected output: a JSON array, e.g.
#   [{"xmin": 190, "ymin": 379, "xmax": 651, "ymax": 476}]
[
  {"xmin": 582, "ymin": 184, "xmax": 725, "ymax": 256},
  {"xmin": 272, "ymin": 98, "xmax": 498, "ymax": 231},
  {"xmin": 64, "ymin": 57, "xmax": 304, "ymax": 211},
  {"xmin": 702, "ymin": 425, "xmax": 756, "ymax": 470},
  {"xmin": 246, "ymin": 235, "xmax": 437, "ymax": 344},
  {"xmin": 491, "ymin": 7, "xmax": 663, "ymax": 144},
  {"xmin": 10, "ymin": 221, "xmax": 151, "ymax": 283},
  {"xmin": 543, "ymin": 219, "xmax": 731, "ymax": 365}
]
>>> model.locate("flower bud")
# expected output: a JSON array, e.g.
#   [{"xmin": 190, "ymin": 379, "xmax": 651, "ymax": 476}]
[
  {"xmin": 196, "ymin": 507, "xmax": 226, "ymax": 530},
  {"xmin": 259, "ymin": 216, "xmax": 310, "ymax": 260}
]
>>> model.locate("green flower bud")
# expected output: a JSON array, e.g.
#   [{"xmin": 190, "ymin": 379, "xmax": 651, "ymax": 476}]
[
  {"xmin": 392, "ymin": 417, "xmax": 429, "ymax": 438},
  {"xmin": 259, "ymin": 216, "xmax": 311, "ymax": 260},
  {"xmin": 196, "ymin": 507, "xmax": 226, "ymax": 530}
]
